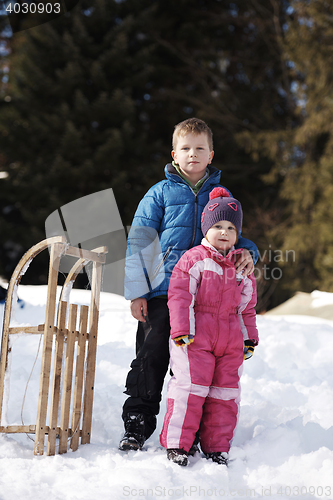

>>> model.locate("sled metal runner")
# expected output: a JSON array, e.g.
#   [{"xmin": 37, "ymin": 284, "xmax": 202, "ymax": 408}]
[{"xmin": 0, "ymin": 237, "xmax": 108, "ymax": 455}]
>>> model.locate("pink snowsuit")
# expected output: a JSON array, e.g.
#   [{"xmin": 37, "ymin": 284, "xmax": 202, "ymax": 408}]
[{"xmin": 160, "ymin": 238, "xmax": 258, "ymax": 454}]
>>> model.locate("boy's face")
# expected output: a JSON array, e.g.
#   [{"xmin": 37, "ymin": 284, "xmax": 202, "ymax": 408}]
[
  {"xmin": 172, "ymin": 133, "xmax": 214, "ymax": 184},
  {"xmin": 205, "ymin": 220, "xmax": 237, "ymax": 255}
]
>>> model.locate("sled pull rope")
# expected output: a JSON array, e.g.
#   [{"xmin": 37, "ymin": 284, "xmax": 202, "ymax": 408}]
[{"xmin": 20, "ymin": 333, "xmax": 43, "ymax": 442}]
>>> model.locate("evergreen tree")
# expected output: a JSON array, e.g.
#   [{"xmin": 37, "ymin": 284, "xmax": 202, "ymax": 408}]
[
  {"xmin": 282, "ymin": 0, "xmax": 333, "ymax": 293},
  {"xmin": 0, "ymin": 0, "xmax": 155, "ymax": 278},
  {"xmin": 124, "ymin": 0, "xmax": 293, "ymax": 310},
  {"xmin": 239, "ymin": 0, "xmax": 333, "ymax": 299},
  {"xmin": 0, "ymin": 0, "xmax": 293, "ymax": 310}
]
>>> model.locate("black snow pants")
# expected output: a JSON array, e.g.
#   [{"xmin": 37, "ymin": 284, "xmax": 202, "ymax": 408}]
[{"xmin": 122, "ymin": 298, "xmax": 170, "ymax": 439}]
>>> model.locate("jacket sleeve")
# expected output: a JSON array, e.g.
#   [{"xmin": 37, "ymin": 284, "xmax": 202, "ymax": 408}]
[
  {"xmin": 124, "ymin": 184, "xmax": 165, "ymax": 300},
  {"xmin": 222, "ymin": 187, "xmax": 259, "ymax": 264},
  {"xmin": 237, "ymin": 273, "xmax": 259, "ymax": 345},
  {"xmin": 167, "ymin": 256, "xmax": 201, "ymax": 340},
  {"xmin": 236, "ymin": 236, "xmax": 259, "ymax": 264}
]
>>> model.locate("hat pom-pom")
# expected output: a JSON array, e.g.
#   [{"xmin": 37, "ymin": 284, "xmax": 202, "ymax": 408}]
[{"xmin": 209, "ymin": 187, "xmax": 230, "ymax": 200}]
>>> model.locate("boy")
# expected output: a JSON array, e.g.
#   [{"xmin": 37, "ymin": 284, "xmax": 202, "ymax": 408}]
[{"xmin": 119, "ymin": 118, "xmax": 258, "ymax": 451}]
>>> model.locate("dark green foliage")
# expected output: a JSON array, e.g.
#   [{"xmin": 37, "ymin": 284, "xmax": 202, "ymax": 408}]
[
  {"xmin": 280, "ymin": 1, "xmax": 333, "ymax": 293},
  {"xmin": 4, "ymin": 0, "xmax": 326, "ymax": 311},
  {"xmin": 239, "ymin": 0, "xmax": 333, "ymax": 301}
]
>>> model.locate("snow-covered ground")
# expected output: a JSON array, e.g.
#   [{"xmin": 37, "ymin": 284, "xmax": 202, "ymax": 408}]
[{"xmin": 0, "ymin": 286, "xmax": 332, "ymax": 500}]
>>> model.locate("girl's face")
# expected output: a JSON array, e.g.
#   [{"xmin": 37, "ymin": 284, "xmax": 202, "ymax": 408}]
[{"xmin": 205, "ymin": 220, "xmax": 237, "ymax": 255}]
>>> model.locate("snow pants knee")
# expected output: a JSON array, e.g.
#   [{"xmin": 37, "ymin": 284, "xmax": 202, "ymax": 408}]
[{"xmin": 160, "ymin": 312, "xmax": 244, "ymax": 453}]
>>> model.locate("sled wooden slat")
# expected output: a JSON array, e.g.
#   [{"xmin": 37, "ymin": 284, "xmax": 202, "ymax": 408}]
[
  {"xmin": 59, "ymin": 304, "xmax": 77, "ymax": 454},
  {"xmin": 0, "ymin": 425, "xmax": 83, "ymax": 437},
  {"xmin": 47, "ymin": 300, "xmax": 67, "ymax": 456},
  {"xmin": 34, "ymin": 242, "xmax": 64, "ymax": 456},
  {"xmin": 8, "ymin": 325, "xmax": 46, "ymax": 335},
  {"xmin": 0, "ymin": 237, "xmax": 107, "ymax": 456},
  {"xmin": 65, "ymin": 246, "xmax": 107, "ymax": 264},
  {"xmin": 81, "ymin": 260, "xmax": 103, "ymax": 445},
  {"xmin": 0, "ymin": 425, "xmax": 37, "ymax": 433},
  {"xmin": 71, "ymin": 305, "xmax": 88, "ymax": 452}
]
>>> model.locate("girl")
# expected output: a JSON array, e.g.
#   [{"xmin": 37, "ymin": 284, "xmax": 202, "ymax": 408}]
[{"xmin": 160, "ymin": 187, "xmax": 259, "ymax": 466}]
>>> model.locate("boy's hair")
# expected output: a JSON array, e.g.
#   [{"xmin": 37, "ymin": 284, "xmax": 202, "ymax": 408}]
[{"xmin": 172, "ymin": 117, "xmax": 214, "ymax": 151}]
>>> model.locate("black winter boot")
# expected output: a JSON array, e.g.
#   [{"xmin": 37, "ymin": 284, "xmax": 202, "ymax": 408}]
[
  {"xmin": 119, "ymin": 413, "xmax": 146, "ymax": 451},
  {"xmin": 205, "ymin": 451, "xmax": 229, "ymax": 466},
  {"xmin": 167, "ymin": 448, "xmax": 188, "ymax": 466}
]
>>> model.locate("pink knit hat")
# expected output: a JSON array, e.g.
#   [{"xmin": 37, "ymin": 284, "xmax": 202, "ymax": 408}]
[{"xmin": 201, "ymin": 187, "xmax": 243, "ymax": 236}]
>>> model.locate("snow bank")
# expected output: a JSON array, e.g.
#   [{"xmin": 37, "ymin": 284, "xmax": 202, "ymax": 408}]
[{"xmin": 266, "ymin": 290, "xmax": 333, "ymax": 321}]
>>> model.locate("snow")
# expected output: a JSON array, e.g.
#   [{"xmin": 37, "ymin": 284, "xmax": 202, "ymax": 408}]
[
  {"xmin": 0, "ymin": 285, "xmax": 333, "ymax": 500},
  {"xmin": 310, "ymin": 290, "xmax": 333, "ymax": 309}
]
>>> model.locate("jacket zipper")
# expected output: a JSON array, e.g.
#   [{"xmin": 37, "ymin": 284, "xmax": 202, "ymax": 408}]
[
  {"xmin": 151, "ymin": 246, "xmax": 173, "ymax": 281},
  {"xmin": 189, "ymin": 194, "xmax": 198, "ymax": 248},
  {"xmin": 189, "ymin": 175, "xmax": 214, "ymax": 248}
]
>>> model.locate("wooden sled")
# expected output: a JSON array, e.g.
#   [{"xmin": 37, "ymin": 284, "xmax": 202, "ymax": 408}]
[{"xmin": 0, "ymin": 236, "xmax": 108, "ymax": 455}]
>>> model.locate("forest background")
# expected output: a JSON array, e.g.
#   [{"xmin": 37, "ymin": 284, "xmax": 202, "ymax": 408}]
[{"xmin": 0, "ymin": 0, "xmax": 332, "ymax": 312}]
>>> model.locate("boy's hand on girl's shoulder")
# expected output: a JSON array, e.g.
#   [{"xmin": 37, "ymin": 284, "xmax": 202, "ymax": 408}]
[
  {"xmin": 130, "ymin": 297, "xmax": 148, "ymax": 322},
  {"xmin": 235, "ymin": 249, "xmax": 254, "ymax": 276}
]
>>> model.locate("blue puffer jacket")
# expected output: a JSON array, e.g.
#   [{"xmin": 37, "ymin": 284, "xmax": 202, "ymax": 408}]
[{"xmin": 124, "ymin": 163, "xmax": 258, "ymax": 300}]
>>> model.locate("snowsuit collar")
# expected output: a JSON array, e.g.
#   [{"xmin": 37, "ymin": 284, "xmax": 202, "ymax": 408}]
[
  {"xmin": 201, "ymin": 237, "xmax": 243, "ymax": 264},
  {"xmin": 164, "ymin": 163, "xmax": 221, "ymax": 193}
]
